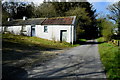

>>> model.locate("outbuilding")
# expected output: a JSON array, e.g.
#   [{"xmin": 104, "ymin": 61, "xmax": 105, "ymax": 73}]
[{"xmin": 2, "ymin": 16, "xmax": 76, "ymax": 44}]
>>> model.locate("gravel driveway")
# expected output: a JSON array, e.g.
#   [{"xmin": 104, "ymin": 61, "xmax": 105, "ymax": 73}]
[{"xmin": 27, "ymin": 40, "xmax": 106, "ymax": 79}]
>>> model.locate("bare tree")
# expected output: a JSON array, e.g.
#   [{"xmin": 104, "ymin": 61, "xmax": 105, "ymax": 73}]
[{"xmin": 107, "ymin": 1, "xmax": 120, "ymax": 35}]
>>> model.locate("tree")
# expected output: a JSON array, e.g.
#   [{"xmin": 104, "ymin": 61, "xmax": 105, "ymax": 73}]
[
  {"xmin": 2, "ymin": 2, "xmax": 18, "ymax": 19},
  {"xmin": 16, "ymin": 2, "xmax": 35, "ymax": 18},
  {"xmin": 2, "ymin": 2, "xmax": 35, "ymax": 19},
  {"xmin": 107, "ymin": 1, "xmax": 120, "ymax": 35},
  {"xmin": 97, "ymin": 18, "xmax": 114, "ymax": 41},
  {"xmin": 51, "ymin": 2, "xmax": 70, "ymax": 16},
  {"xmin": 2, "ymin": 2, "xmax": 10, "ymax": 23},
  {"xmin": 52, "ymin": 2, "xmax": 98, "ymax": 39},
  {"xmin": 66, "ymin": 7, "xmax": 91, "ymax": 39},
  {"xmin": 34, "ymin": 3, "xmax": 57, "ymax": 18}
]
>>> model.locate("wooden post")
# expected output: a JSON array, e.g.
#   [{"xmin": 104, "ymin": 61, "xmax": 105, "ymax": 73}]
[{"xmin": 118, "ymin": 40, "xmax": 120, "ymax": 47}]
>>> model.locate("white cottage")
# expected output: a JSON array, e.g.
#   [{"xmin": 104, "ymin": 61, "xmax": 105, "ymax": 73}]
[{"xmin": 2, "ymin": 16, "xmax": 76, "ymax": 44}]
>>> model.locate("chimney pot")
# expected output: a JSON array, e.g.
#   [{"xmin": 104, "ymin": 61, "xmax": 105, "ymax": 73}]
[
  {"xmin": 7, "ymin": 18, "xmax": 10, "ymax": 21},
  {"xmin": 23, "ymin": 16, "xmax": 26, "ymax": 20}
]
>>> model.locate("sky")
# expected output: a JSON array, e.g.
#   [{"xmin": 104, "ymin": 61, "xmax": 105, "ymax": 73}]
[
  {"xmin": 2, "ymin": 0, "xmax": 120, "ymax": 17},
  {"xmin": 92, "ymin": 2, "xmax": 111, "ymax": 16}
]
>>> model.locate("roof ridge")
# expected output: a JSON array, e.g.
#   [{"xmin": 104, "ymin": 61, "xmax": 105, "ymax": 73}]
[
  {"xmin": 47, "ymin": 16, "xmax": 75, "ymax": 19},
  {"xmin": 6, "ymin": 16, "xmax": 75, "ymax": 21},
  {"xmin": 3, "ymin": 16, "xmax": 76, "ymax": 26},
  {"xmin": 28, "ymin": 18, "xmax": 46, "ymax": 20},
  {"xmin": 41, "ymin": 16, "xmax": 76, "ymax": 25}
]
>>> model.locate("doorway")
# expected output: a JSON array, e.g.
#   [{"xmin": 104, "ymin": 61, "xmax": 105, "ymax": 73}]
[
  {"xmin": 31, "ymin": 25, "xmax": 35, "ymax": 37},
  {"xmin": 60, "ymin": 30, "xmax": 67, "ymax": 42}
]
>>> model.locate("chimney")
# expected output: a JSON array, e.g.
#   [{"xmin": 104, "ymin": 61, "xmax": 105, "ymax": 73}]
[
  {"xmin": 23, "ymin": 16, "xmax": 27, "ymax": 20},
  {"xmin": 7, "ymin": 18, "xmax": 10, "ymax": 21}
]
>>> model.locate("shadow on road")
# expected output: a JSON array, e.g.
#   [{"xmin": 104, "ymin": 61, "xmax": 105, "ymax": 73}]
[
  {"xmin": 75, "ymin": 40, "xmax": 105, "ymax": 45},
  {"xmin": 2, "ymin": 44, "xmax": 106, "ymax": 80},
  {"xmin": 27, "ymin": 58, "xmax": 106, "ymax": 79},
  {"xmin": 2, "ymin": 66, "xmax": 28, "ymax": 80}
]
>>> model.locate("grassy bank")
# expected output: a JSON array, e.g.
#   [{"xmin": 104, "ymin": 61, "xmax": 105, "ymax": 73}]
[
  {"xmin": 3, "ymin": 33, "xmax": 78, "ymax": 68},
  {"xmin": 97, "ymin": 37, "xmax": 120, "ymax": 78},
  {"xmin": 3, "ymin": 33, "xmax": 77, "ymax": 50}
]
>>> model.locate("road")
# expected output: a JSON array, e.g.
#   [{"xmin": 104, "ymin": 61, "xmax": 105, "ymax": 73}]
[{"xmin": 27, "ymin": 40, "xmax": 106, "ymax": 79}]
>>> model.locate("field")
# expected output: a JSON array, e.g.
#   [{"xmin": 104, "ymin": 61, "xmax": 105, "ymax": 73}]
[{"xmin": 98, "ymin": 37, "xmax": 120, "ymax": 78}]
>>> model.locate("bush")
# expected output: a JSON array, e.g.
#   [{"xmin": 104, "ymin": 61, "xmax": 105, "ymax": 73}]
[
  {"xmin": 97, "ymin": 18, "xmax": 114, "ymax": 41},
  {"xmin": 97, "ymin": 37, "xmax": 105, "ymax": 42}
]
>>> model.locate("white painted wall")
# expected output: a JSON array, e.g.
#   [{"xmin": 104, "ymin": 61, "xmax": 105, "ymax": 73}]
[
  {"xmin": 2, "ymin": 26, "xmax": 22, "ymax": 35},
  {"xmin": 35, "ymin": 25, "xmax": 76, "ymax": 43},
  {"xmin": 2, "ymin": 24, "xmax": 76, "ymax": 43},
  {"xmin": 2, "ymin": 25, "xmax": 32, "ymax": 36},
  {"xmin": 0, "ymin": 27, "xmax": 3, "ymax": 33},
  {"xmin": 8, "ymin": 26, "xmax": 21, "ymax": 35},
  {"xmin": 24, "ymin": 25, "xmax": 31, "ymax": 36}
]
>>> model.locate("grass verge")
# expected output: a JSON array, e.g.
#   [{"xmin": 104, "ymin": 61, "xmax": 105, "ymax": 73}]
[
  {"xmin": 3, "ymin": 33, "xmax": 79, "ymax": 68},
  {"xmin": 97, "ymin": 37, "xmax": 120, "ymax": 78}
]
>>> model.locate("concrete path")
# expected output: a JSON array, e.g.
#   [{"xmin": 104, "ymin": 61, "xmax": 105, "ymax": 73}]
[{"xmin": 27, "ymin": 40, "xmax": 106, "ymax": 78}]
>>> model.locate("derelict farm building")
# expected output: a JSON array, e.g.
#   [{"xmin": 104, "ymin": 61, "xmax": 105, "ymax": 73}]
[{"xmin": 2, "ymin": 16, "xmax": 77, "ymax": 44}]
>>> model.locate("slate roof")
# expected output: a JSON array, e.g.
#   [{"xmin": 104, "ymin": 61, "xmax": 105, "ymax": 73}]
[
  {"xmin": 2, "ymin": 18, "xmax": 46, "ymax": 26},
  {"xmin": 23, "ymin": 18, "xmax": 45, "ymax": 25},
  {"xmin": 2, "ymin": 19, "xmax": 23, "ymax": 26},
  {"xmin": 3, "ymin": 16, "xmax": 76, "ymax": 26},
  {"xmin": 41, "ymin": 16, "xmax": 75, "ymax": 25}
]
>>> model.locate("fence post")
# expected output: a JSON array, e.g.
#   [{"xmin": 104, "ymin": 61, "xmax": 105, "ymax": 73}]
[{"xmin": 118, "ymin": 40, "xmax": 120, "ymax": 47}]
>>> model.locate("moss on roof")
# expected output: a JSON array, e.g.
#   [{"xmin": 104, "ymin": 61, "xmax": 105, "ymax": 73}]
[
  {"xmin": 2, "ymin": 18, "xmax": 46, "ymax": 26},
  {"xmin": 2, "ymin": 16, "xmax": 76, "ymax": 26}
]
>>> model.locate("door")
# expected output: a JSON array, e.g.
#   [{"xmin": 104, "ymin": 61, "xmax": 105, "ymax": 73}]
[
  {"xmin": 60, "ymin": 30, "xmax": 67, "ymax": 42},
  {"xmin": 31, "ymin": 25, "xmax": 35, "ymax": 37}
]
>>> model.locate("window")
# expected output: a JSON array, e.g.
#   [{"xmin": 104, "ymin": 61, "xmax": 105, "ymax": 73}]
[
  {"xmin": 44, "ymin": 26, "xmax": 48, "ymax": 32},
  {"xmin": 4, "ymin": 26, "xmax": 8, "ymax": 32},
  {"xmin": 21, "ymin": 25, "xmax": 26, "ymax": 32}
]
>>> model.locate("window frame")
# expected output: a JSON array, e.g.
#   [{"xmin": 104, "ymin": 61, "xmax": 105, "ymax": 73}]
[
  {"xmin": 22, "ymin": 25, "xmax": 26, "ymax": 32},
  {"xmin": 44, "ymin": 26, "xmax": 48, "ymax": 33}
]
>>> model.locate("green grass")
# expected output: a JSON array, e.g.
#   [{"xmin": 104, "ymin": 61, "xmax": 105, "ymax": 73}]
[
  {"xmin": 79, "ymin": 39, "xmax": 87, "ymax": 42},
  {"xmin": 3, "ymin": 33, "xmax": 77, "ymax": 50},
  {"xmin": 3, "ymin": 33, "xmax": 79, "ymax": 68},
  {"xmin": 97, "ymin": 37, "xmax": 120, "ymax": 78},
  {"xmin": 75, "ymin": 39, "xmax": 87, "ymax": 44},
  {"xmin": 97, "ymin": 37, "xmax": 105, "ymax": 42}
]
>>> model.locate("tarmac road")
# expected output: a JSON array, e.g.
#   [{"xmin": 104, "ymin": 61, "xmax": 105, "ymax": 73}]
[{"xmin": 28, "ymin": 40, "xmax": 106, "ymax": 79}]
